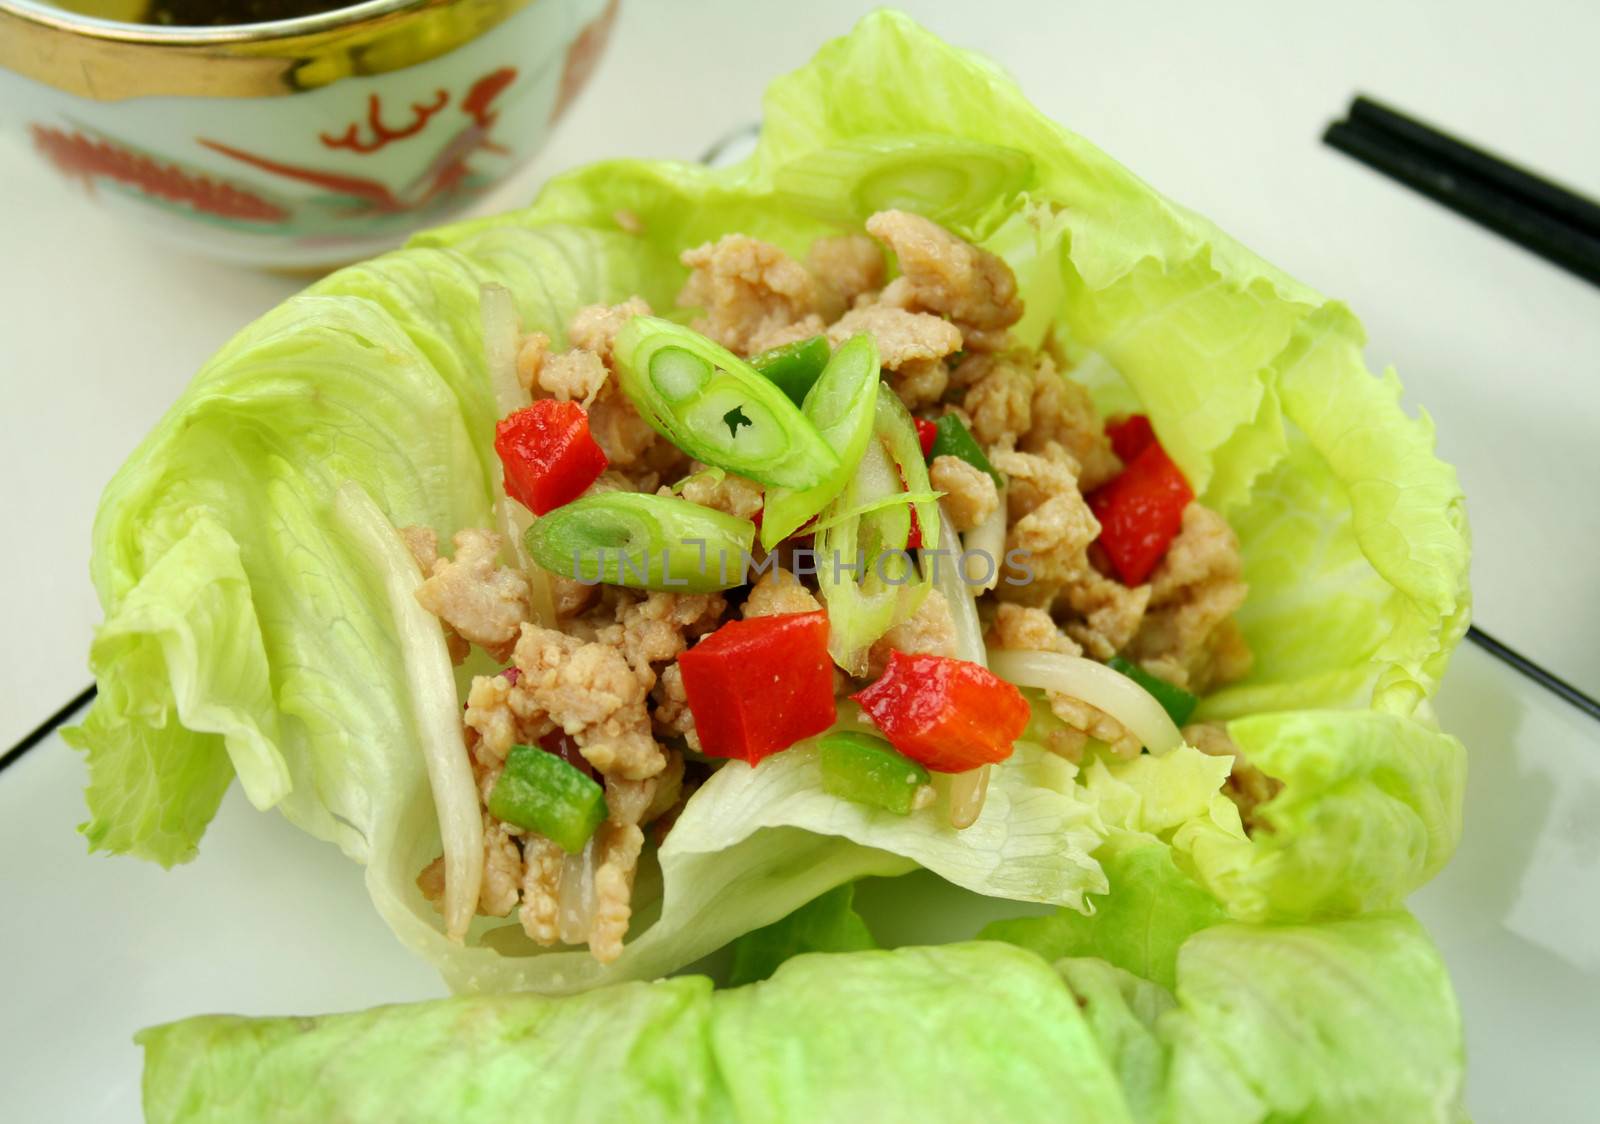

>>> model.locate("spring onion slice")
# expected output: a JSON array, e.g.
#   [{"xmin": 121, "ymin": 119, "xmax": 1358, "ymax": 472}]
[
  {"xmin": 481, "ymin": 284, "xmax": 528, "ymax": 419},
  {"xmin": 805, "ymin": 490, "xmax": 942, "ymax": 537},
  {"xmin": 959, "ymin": 484, "xmax": 1007, "ymax": 593},
  {"xmin": 875, "ymin": 391, "xmax": 941, "ymax": 553},
  {"xmin": 333, "ymin": 482, "xmax": 483, "ymax": 942},
  {"xmin": 818, "ymin": 438, "xmax": 907, "ymax": 676},
  {"xmin": 760, "ymin": 335, "xmax": 882, "ymax": 548},
  {"xmin": 525, "ymin": 492, "xmax": 755, "ymax": 593},
  {"xmin": 613, "ymin": 316, "xmax": 839, "ymax": 490},
  {"xmin": 987, "ymin": 649, "xmax": 1184, "ymax": 756},
  {"xmin": 931, "ymin": 504, "xmax": 991, "ymax": 828},
  {"xmin": 772, "ymin": 134, "xmax": 1035, "ymax": 240}
]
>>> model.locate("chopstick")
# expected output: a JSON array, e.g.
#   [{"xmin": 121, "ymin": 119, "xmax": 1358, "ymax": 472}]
[{"xmin": 1324, "ymin": 95, "xmax": 1600, "ymax": 286}]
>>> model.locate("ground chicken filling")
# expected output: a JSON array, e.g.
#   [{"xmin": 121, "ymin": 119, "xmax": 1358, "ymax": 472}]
[{"xmin": 408, "ymin": 209, "xmax": 1271, "ymax": 963}]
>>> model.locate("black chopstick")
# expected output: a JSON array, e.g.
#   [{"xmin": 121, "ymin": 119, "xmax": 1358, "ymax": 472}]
[
  {"xmin": 0, "ymin": 682, "xmax": 95, "ymax": 775},
  {"xmin": 1347, "ymin": 96, "xmax": 1600, "ymax": 240},
  {"xmin": 1324, "ymin": 96, "xmax": 1600, "ymax": 287},
  {"xmin": 1467, "ymin": 627, "xmax": 1600, "ymax": 725}
]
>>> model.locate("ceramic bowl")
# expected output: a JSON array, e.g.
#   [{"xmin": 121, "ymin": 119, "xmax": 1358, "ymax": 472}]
[{"xmin": 0, "ymin": 0, "xmax": 618, "ymax": 267}]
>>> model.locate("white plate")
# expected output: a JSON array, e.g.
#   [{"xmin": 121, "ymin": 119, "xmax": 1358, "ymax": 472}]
[{"xmin": 0, "ymin": 641, "xmax": 1595, "ymax": 1122}]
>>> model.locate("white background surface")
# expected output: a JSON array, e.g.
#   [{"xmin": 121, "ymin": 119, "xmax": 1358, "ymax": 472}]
[{"xmin": 2, "ymin": 1, "xmax": 1598, "ymax": 1120}]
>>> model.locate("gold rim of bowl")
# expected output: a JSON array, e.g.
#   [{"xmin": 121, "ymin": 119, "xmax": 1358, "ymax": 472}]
[{"xmin": 0, "ymin": 0, "xmax": 539, "ymax": 100}]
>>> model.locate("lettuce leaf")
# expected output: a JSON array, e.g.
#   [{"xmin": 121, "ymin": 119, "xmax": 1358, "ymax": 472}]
[
  {"xmin": 400, "ymin": 738, "xmax": 1100, "ymax": 995},
  {"xmin": 1158, "ymin": 913, "xmax": 1466, "ymax": 1122},
  {"xmin": 981, "ymin": 833, "xmax": 1225, "ymax": 990},
  {"xmin": 725, "ymin": 882, "xmax": 877, "ymax": 987},
  {"xmin": 138, "ymin": 916, "xmax": 1463, "ymax": 1123},
  {"xmin": 982, "ymin": 715, "xmax": 1463, "ymax": 989},
  {"xmin": 1040, "ymin": 714, "xmax": 1466, "ymax": 932},
  {"xmin": 1172, "ymin": 710, "xmax": 1467, "ymax": 922},
  {"xmin": 75, "ymin": 10, "xmax": 1469, "ymax": 988},
  {"xmin": 748, "ymin": 13, "xmax": 1469, "ymax": 714},
  {"xmin": 71, "ymin": 295, "xmax": 493, "ymax": 866},
  {"xmin": 709, "ymin": 943, "xmax": 1134, "ymax": 1123},
  {"xmin": 1054, "ymin": 956, "xmax": 1176, "ymax": 1123},
  {"xmin": 139, "ymin": 976, "xmax": 724, "ymax": 1123}
]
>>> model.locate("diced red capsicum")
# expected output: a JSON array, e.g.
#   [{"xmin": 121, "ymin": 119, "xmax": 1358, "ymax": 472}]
[
  {"xmin": 893, "ymin": 457, "xmax": 927, "ymax": 551},
  {"xmin": 1087, "ymin": 438, "xmax": 1193, "ymax": 586},
  {"xmin": 1105, "ymin": 413, "xmax": 1157, "ymax": 463},
  {"xmin": 677, "ymin": 610, "xmax": 836, "ymax": 764},
  {"xmin": 494, "ymin": 400, "xmax": 608, "ymax": 516},
  {"xmin": 915, "ymin": 417, "xmax": 939, "ymax": 458},
  {"xmin": 906, "ymin": 508, "xmax": 924, "ymax": 551},
  {"xmin": 851, "ymin": 651, "xmax": 1030, "ymax": 773}
]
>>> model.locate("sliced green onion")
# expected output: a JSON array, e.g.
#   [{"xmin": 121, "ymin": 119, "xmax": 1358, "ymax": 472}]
[
  {"xmin": 651, "ymin": 346, "xmax": 711, "ymax": 402},
  {"xmin": 613, "ymin": 317, "xmax": 840, "ymax": 490},
  {"xmin": 1107, "ymin": 656, "xmax": 1198, "ymax": 726},
  {"xmin": 524, "ymin": 492, "xmax": 755, "ymax": 593},
  {"xmin": 929, "ymin": 414, "xmax": 1003, "ymax": 487},
  {"xmin": 816, "ymin": 393, "xmax": 941, "ymax": 667},
  {"xmin": 760, "ymin": 334, "xmax": 883, "ymax": 549},
  {"xmin": 773, "ymin": 135, "xmax": 1036, "ymax": 241},
  {"xmin": 855, "ymin": 432, "xmax": 911, "ymax": 559},
  {"xmin": 876, "ymin": 391, "xmax": 940, "ymax": 552},
  {"xmin": 488, "ymin": 743, "xmax": 607, "ymax": 853},
  {"xmin": 751, "ymin": 334, "xmax": 831, "ymax": 406},
  {"xmin": 818, "ymin": 731, "xmax": 932, "ymax": 815},
  {"xmin": 666, "ymin": 465, "xmax": 727, "ymax": 496},
  {"xmin": 806, "ymin": 490, "xmax": 942, "ymax": 537},
  {"xmin": 817, "ymin": 438, "xmax": 913, "ymax": 677}
]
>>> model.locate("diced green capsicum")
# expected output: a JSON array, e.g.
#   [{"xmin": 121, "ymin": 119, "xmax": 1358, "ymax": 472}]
[
  {"xmin": 487, "ymin": 743, "xmax": 607, "ymax": 853},
  {"xmin": 751, "ymin": 334, "xmax": 832, "ymax": 406},
  {"xmin": 1107, "ymin": 656, "xmax": 1198, "ymax": 726},
  {"xmin": 612, "ymin": 317, "xmax": 841, "ymax": 491},
  {"xmin": 524, "ymin": 492, "xmax": 755, "ymax": 592},
  {"xmin": 760, "ymin": 333, "xmax": 882, "ymax": 548},
  {"xmin": 817, "ymin": 731, "xmax": 931, "ymax": 815},
  {"xmin": 928, "ymin": 414, "xmax": 1003, "ymax": 487}
]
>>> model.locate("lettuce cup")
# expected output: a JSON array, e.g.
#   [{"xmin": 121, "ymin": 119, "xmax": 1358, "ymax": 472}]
[{"xmin": 72, "ymin": 6, "xmax": 1468, "ymax": 1031}]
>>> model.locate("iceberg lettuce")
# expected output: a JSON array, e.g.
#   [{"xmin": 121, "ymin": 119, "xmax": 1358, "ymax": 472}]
[
  {"xmin": 137, "ymin": 914, "xmax": 1464, "ymax": 1123},
  {"xmin": 72, "ymin": 11, "xmax": 1469, "ymax": 992}
]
